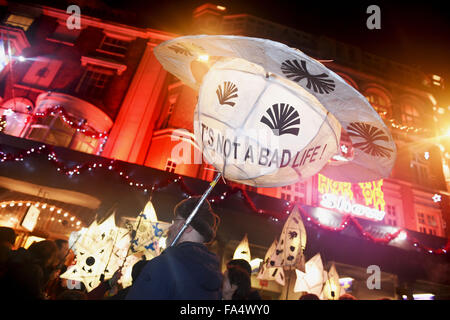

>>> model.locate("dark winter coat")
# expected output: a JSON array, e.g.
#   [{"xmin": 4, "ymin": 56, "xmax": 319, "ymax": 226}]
[
  {"xmin": 0, "ymin": 248, "xmax": 48, "ymax": 300},
  {"xmin": 125, "ymin": 241, "xmax": 222, "ymax": 300}
]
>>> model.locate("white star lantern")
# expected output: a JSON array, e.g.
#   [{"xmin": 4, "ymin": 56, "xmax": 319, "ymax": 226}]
[
  {"xmin": 60, "ymin": 214, "xmax": 130, "ymax": 292},
  {"xmin": 233, "ymin": 234, "xmax": 251, "ymax": 263},
  {"xmin": 294, "ymin": 253, "xmax": 327, "ymax": 296},
  {"xmin": 257, "ymin": 238, "xmax": 285, "ymax": 286},
  {"xmin": 268, "ymin": 206, "xmax": 307, "ymax": 272},
  {"xmin": 128, "ymin": 201, "xmax": 170, "ymax": 258},
  {"xmin": 321, "ymin": 263, "xmax": 342, "ymax": 300}
]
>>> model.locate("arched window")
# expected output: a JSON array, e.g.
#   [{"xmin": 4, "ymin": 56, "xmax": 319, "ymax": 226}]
[
  {"xmin": 24, "ymin": 92, "xmax": 112, "ymax": 155},
  {"xmin": 337, "ymin": 73, "xmax": 358, "ymax": 90},
  {"xmin": 0, "ymin": 97, "xmax": 33, "ymax": 137},
  {"xmin": 26, "ymin": 115, "xmax": 100, "ymax": 154},
  {"xmin": 364, "ymin": 87, "xmax": 391, "ymax": 119},
  {"xmin": 400, "ymin": 99, "xmax": 421, "ymax": 127}
]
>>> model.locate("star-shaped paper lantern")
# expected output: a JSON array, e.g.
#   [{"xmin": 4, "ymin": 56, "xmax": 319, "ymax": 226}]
[
  {"xmin": 257, "ymin": 238, "xmax": 285, "ymax": 286},
  {"xmin": 142, "ymin": 199, "xmax": 158, "ymax": 222},
  {"xmin": 322, "ymin": 263, "xmax": 342, "ymax": 300},
  {"xmin": 60, "ymin": 214, "xmax": 126, "ymax": 292},
  {"xmin": 128, "ymin": 202, "xmax": 170, "ymax": 258},
  {"xmin": 233, "ymin": 234, "xmax": 251, "ymax": 263},
  {"xmin": 294, "ymin": 253, "xmax": 327, "ymax": 296},
  {"xmin": 269, "ymin": 206, "xmax": 307, "ymax": 272}
]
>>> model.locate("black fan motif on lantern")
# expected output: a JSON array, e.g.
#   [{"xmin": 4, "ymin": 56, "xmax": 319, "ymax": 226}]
[
  {"xmin": 346, "ymin": 122, "xmax": 393, "ymax": 158},
  {"xmin": 216, "ymin": 81, "xmax": 238, "ymax": 107},
  {"xmin": 281, "ymin": 59, "xmax": 335, "ymax": 94},
  {"xmin": 260, "ymin": 103, "xmax": 300, "ymax": 136}
]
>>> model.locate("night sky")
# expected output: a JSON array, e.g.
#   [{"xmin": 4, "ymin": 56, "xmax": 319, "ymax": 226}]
[
  {"xmin": 26, "ymin": 0, "xmax": 450, "ymax": 103},
  {"xmin": 107, "ymin": 0, "xmax": 450, "ymax": 102}
]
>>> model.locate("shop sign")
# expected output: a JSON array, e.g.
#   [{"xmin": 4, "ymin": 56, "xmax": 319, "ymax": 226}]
[
  {"xmin": 318, "ymin": 174, "xmax": 386, "ymax": 221},
  {"xmin": 21, "ymin": 205, "xmax": 40, "ymax": 231}
]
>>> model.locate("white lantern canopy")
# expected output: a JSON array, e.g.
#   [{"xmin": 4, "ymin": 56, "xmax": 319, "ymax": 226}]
[{"xmin": 154, "ymin": 35, "xmax": 397, "ymax": 187}]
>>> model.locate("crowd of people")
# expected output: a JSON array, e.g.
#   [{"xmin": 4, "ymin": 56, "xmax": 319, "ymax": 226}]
[{"xmin": 0, "ymin": 196, "xmax": 360, "ymax": 300}]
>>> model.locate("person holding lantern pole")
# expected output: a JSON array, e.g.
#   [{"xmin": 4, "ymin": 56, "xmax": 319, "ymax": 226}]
[{"xmin": 125, "ymin": 196, "xmax": 222, "ymax": 300}]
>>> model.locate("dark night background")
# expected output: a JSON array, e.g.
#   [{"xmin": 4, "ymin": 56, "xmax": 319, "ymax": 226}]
[{"xmin": 21, "ymin": 0, "xmax": 450, "ymax": 103}]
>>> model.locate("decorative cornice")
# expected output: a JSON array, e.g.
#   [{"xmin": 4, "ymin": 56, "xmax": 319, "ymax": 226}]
[
  {"xmin": 39, "ymin": 5, "xmax": 176, "ymax": 42},
  {"xmin": 0, "ymin": 25, "xmax": 31, "ymax": 53},
  {"xmin": 81, "ymin": 56, "xmax": 127, "ymax": 75}
]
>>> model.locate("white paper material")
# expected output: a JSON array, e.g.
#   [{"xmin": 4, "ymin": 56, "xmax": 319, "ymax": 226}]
[{"xmin": 154, "ymin": 35, "xmax": 396, "ymax": 184}]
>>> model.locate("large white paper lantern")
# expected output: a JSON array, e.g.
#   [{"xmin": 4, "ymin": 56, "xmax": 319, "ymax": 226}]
[
  {"xmin": 154, "ymin": 35, "xmax": 397, "ymax": 186},
  {"xmin": 193, "ymin": 57, "xmax": 340, "ymax": 186}
]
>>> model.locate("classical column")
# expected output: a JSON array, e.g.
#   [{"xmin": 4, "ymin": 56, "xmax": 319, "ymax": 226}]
[{"xmin": 102, "ymin": 41, "xmax": 167, "ymax": 164}]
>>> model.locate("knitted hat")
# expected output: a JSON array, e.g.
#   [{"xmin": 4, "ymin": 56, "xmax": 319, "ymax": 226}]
[
  {"xmin": 227, "ymin": 259, "xmax": 252, "ymax": 276},
  {"xmin": 174, "ymin": 196, "xmax": 220, "ymax": 243}
]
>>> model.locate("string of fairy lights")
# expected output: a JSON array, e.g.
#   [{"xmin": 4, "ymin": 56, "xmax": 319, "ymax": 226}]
[
  {"xmin": 0, "ymin": 200, "xmax": 83, "ymax": 229},
  {"xmin": 0, "ymin": 143, "xmax": 448, "ymax": 255},
  {"xmin": 1, "ymin": 105, "xmax": 109, "ymax": 154}
]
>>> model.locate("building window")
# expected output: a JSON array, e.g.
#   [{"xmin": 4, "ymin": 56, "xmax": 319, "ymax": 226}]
[
  {"xmin": 161, "ymin": 101, "xmax": 175, "ymax": 129},
  {"xmin": 165, "ymin": 160, "xmax": 177, "ymax": 173},
  {"xmin": 22, "ymin": 58, "xmax": 62, "ymax": 88},
  {"xmin": 364, "ymin": 88, "xmax": 391, "ymax": 119},
  {"xmin": 47, "ymin": 22, "xmax": 81, "ymax": 45},
  {"xmin": 427, "ymin": 215, "xmax": 437, "ymax": 227},
  {"xmin": 401, "ymin": 103, "xmax": 421, "ymax": 127},
  {"xmin": 386, "ymin": 219, "xmax": 397, "ymax": 227},
  {"xmin": 26, "ymin": 115, "xmax": 100, "ymax": 154},
  {"xmin": 98, "ymin": 36, "xmax": 130, "ymax": 56},
  {"xmin": 294, "ymin": 182, "xmax": 306, "ymax": 193},
  {"xmin": 416, "ymin": 211, "xmax": 439, "ymax": 235},
  {"xmin": 281, "ymin": 193, "xmax": 291, "ymax": 201},
  {"xmin": 245, "ymin": 185, "xmax": 257, "ymax": 193},
  {"xmin": 385, "ymin": 205, "xmax": 398, "ymax": 227},
  {"xmin": 0, "ymin": 97, "xmax": 33, "ymax": 137},
  {"xmin": 76, "ymin": 67, "xmax": 113, "ymax": 99},
  {"xmin": 386, "ymin": 205, "xmax": 396, "ymax": 216},
  {"xmin": 410, "ymin": 152, "xmax": 430, "ymax": 185},
  {"xmin": 5, "ymin": 14, "xmax": 34, "ymax": 31},
  {"xmin": 417, "ymin": 212, "xmax": 425, "ymax": 224}
]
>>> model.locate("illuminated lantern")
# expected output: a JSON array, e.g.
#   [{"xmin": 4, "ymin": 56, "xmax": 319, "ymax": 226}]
[
  {"xmin": 119, "ymin": 253, "xmax": 143, "ymax": 289},
  {"xmin": 233, "ymin": 234, "xmax": 251, "ymax": 263},
  {"xmin": 60, "ymin": 214, "xmax": 128, "ymax": 292},
  {"xmin": 322, "ymin": 263, "xmax": 342, "ymax": 300},
  {"xmin": 154, "ymin": 35, "xmax": 396, "ymax": 186},
  {"xmin": 232, "ymin": 234, "xmax": 264, "ymax": 274},
  {"xmin": 249, "ymin": 258, "xmax": 263, "ymax": 274},
  {"xmin": 268, "ymin": 206, "xmax": 307, "ymax": 272},
  {"xmin": 294, "ymin": 253, "xmax": 327, "ymax": 296},
  {"xmin": 257, "ymin": 238, "xmax": 285, "ymax": 286},
  {"xmin": 143, "ymin": 199, "xmax": 158, "ymax": 222},
  {"xmin": 129, "ymin": 201, "xmax": 170, "ymax": 258}
]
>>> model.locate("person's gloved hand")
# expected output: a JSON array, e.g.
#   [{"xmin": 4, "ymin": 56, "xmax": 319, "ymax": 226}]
[{"xmin": 108, "ymin": 268, "xmax": 122, "ymax": 288}]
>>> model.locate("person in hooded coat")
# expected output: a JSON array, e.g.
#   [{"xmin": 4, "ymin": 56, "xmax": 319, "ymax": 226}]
[{"xmin": 125, "ymin": 196, "xmax": 222, "ymax": 300}]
